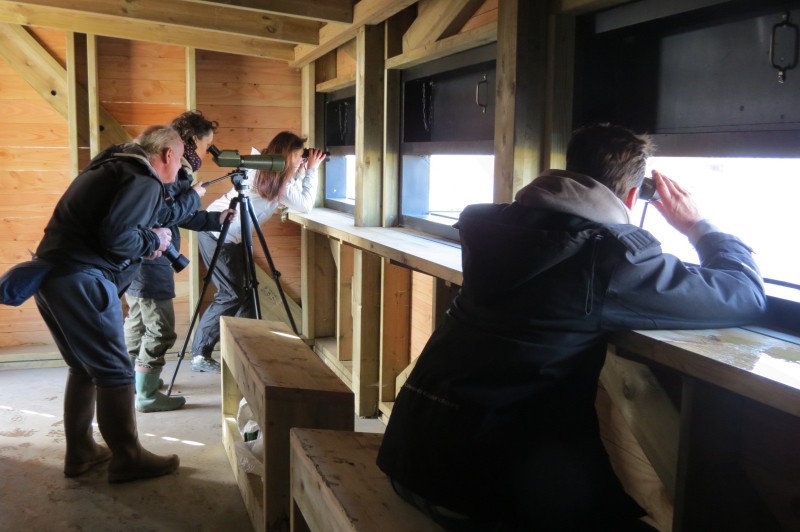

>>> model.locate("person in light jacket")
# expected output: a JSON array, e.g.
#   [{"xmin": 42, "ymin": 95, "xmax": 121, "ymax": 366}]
[{"xmin": 189, "ymin": 131, "xmax": 326, "ymax": 373}]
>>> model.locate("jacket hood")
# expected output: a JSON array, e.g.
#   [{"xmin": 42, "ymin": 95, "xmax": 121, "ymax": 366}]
[
  {"xmin": 514, "ymin": 169, "xmax": 631, "ymax": 225},
  {"xmin": 456, "ymin": 170, "xmax": 631, "ymax": 303},
  {"xmin": 87, "ymin": 143, "xmax": 162, "ymax": 182}
]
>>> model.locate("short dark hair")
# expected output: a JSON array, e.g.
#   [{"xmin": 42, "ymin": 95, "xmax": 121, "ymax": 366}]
[{"xmin": 565, "ymin": 123, "xmax": 654, "ymax": 199}]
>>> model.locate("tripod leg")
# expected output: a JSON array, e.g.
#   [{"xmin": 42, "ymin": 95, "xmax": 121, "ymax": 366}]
[
  {"xmin": 246, "ymin": 199, "xmax": 300, "ymax": 335},
  {"xmin": 166, "ymin": 196, "xmax": 240, "ymax": 396},
  {"xmin": 237, "ymin": 196, "xmax": 262, "ymax": 320}
]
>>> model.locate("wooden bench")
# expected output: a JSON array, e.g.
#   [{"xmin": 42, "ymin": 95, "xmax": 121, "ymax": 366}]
[
  {"xmin": 220, "ymin": 317, "xmax": 355, "ymax": 532},
  {"xmin": 289, "ymin": 428, "xmax": 443, "ymax": 531}
]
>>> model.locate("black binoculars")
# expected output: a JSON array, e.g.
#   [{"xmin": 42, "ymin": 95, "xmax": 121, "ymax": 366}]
[
  {"xmin": 639, "ymin": 177, "xmax": 661, "ymax": 202},
  {"xmin": 302, "ymin": 148, "xmax": 331, "ymax": 159}
]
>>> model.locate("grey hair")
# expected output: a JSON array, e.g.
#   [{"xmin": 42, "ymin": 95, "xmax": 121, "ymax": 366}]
[{"xmin": 134, "ymin": 125, "xmax": 181, "ymax": 161}]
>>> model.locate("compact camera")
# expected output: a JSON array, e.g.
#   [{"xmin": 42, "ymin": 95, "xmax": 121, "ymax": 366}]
[{"xmin": 163, "ymin": 244, "xmax": 190, "ymax": 273}]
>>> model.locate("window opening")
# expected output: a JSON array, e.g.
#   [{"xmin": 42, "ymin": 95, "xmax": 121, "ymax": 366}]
[{"xmin": 635, "ymin": 156, "xmax": 800, "ymax": 303}]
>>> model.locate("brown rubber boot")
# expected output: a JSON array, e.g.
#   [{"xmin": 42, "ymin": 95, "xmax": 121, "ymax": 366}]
[
  {"xmin": 63, "ymin": 371, "xmax": 112, "ymax": 477},
  {"xmin": 96, "ymin": 384, "xmax": 180, "ymax": 483}
]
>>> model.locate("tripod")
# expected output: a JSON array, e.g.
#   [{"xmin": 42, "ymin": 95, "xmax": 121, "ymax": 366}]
[{"xmin": 166, "ymin": 168, "xmax": 299, "ymax": 395}]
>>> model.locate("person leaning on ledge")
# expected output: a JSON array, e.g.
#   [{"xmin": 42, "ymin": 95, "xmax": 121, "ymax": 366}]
[
  {"xmin": 377, "ymin": 123, "xmax": 767, "ymax": 531},
  {"xmin": 34, "ymin": 125, "xmax": 185, "ymax": 483}
]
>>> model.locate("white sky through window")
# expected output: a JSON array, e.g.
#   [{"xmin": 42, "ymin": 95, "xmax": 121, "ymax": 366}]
[{"xmin": 634, "ymin": 157, "xmax": 800, "ymax": 299}]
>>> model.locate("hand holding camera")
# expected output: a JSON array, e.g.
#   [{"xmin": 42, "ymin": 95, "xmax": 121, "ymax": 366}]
[{"xmin": 147, "ymin": 227, "xmax": 189, "ymax": 271}]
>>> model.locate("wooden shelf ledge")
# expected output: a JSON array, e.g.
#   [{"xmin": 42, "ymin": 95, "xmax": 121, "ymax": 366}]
[
  {"xmin": 287, "ymin": 208, "xmax": 463, "ymax": 285},
  {"xmin": 611, "ymin": 327, "xmax": 800, "ymax": 418}
]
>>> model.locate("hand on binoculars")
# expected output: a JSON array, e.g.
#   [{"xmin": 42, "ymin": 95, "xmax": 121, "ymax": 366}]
[
  {"xmin": 304, "ymin": 148, "xmax": 327, "ymax": 170},
  {"xmin": 649, "ymin": 170, "xmax": 704, "ymax": 236}
]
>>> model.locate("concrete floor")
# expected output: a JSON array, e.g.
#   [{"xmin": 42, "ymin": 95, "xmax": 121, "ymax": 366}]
[{"xmin": 0, "ymin": 360, "xmax": 385, "ymax": 531}]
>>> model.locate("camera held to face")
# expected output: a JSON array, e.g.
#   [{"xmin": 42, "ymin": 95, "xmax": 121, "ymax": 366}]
[{"xmin": 163, "ymin": 243, "xmax": 190, "ymax": 273}]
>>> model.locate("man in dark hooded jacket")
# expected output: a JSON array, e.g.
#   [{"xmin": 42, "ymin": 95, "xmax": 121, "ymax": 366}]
[
  {"xmin": 34, "ymin": 125, "xmax": 185, "ymax": 484},
  {"xmin": 377, "ymin": 124, "xmax": 767, "ymax": 530}
]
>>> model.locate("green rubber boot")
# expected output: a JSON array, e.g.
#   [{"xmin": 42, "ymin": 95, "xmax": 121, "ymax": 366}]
[{"xmin": 134, "ymin": 369, "xmax": 186, "ymax": 413}]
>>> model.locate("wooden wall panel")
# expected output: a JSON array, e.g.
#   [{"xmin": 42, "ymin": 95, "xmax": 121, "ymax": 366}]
[
  {"xmin": 197, "ymin": 50, "xmax": 303, "ymax": 304},
  {"xmin": 0, "ymin": 28, "xmax": 69, "ymax": 355},
  {"xmin": 1, "ymin": 27, "xmax": 311, "ymax": 356},
  {"xmin": 410, "ymin": 271, "xmax": 434, "ymax": 360}
]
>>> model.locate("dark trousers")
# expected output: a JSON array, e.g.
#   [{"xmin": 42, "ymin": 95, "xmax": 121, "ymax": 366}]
[
  {"xmin": 35, "ymin": 268, "xmax": 133, "ymax": 387},
  {"xmin": 191, "ymin": 231, "xmax": 256, "ymax": 357}
]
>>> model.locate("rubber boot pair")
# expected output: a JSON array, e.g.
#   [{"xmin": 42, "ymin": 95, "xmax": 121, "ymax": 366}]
[
  {"xmin": 134, "ymin": 367, "xmax": 185, "ymax": 413},
  {"xmin": 96, "ymin": 384, "xmax": 180, "ymax": 483},
  {"xmin": 63, "ymin": 371, "xmax": 112, "ymax": 477}
]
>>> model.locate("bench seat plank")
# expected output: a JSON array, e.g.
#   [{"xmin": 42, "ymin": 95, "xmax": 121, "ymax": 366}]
[{"xmin": 290, "ymin": 428, "xmax": 442, "ymax": 531}]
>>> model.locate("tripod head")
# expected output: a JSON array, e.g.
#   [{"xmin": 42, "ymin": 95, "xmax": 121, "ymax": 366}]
[{"xmin": 200, "ymin": 168, "xmax": 249, "ymax": 189}]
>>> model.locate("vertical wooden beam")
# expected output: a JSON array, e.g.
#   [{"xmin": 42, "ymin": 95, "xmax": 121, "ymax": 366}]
[
  {"xmin": 380, "ymin": 261, "xmax": 412, "ymax": 403},
  {"xmin": 301, "ymin": 228, "xmax": 337, "ymax": 340},
  {"xmin": 301, "ymin": 63, "xmax": 316, "ymax": 146},
  {"xmin": 383, "ymin": 9, "xmax": 415, "ymax": 227},
  {"xmin": 544, "ymin": 13, "xmax": 575, "ymax": 170},
  {"xmin": 66, "ymin": 32, "xmax": 90, "ymax": 174},
  {"xmin": 184, "ymin": 47, "xmax": 201, "ymax": 316},
  {"xmin": 493, "ymin": 0, "xmax": 548, "ymax": 202},
  {"xmin": 302, "ymin": 63, "xmax": 326, "ymax": 208},
  {"xmin": 354, "ymin": 24, "xmax": 385, "ymax": 227},
  {"xmin": 185, "ymin": 47, "xmax": 196, "ymax": 111},
  {"xmin": 352, "ymin": 249, "xmax": 382, "ymax": 416},
  {"xmin": 85, "ymin": 34, "xmax": 100, "ymax": 157},
  {"xmin": 66, "ymin": 33, "xmax": 81, "ymax": 177},
  {"xmin": 336, "ymin": 243, "xmax": 354, "ymax": 361}
]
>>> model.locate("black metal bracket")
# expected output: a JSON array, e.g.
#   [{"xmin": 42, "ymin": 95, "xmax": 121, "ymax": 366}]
[{"xmin": 770, "ymin": 12, "xmax": 798, "ymax": 83}]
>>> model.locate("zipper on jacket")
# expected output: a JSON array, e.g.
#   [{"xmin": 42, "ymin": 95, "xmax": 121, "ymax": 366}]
[{"xmin": 585, "ymin": 233, "xmax": 603, "ymax": 315}]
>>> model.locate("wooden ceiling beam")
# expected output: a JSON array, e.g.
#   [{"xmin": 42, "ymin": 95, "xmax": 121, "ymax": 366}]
[
  {"xmin": 0, "ymin": 23, "xmax": 129, "ymax": 147},
  {"xmin": 402, "ymin": 0, "xmax": 485, "ymax": 52},
  {"xmin": 0, "ymin": 2, "xmax": 296, "ymax": 60},
  {"xmin": 13, "ymin": 0, "xmax": 321, "ymax": 45},
  {"xmin": 290, "ymin": 0, "xmax": 419, "ymax": 68},
  {"xmin": 193, "ymin": 0, "xmax": 354, "ymax": 24}
]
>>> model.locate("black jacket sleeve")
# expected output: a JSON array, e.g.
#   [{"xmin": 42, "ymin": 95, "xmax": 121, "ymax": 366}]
[
  {"xmin": 157, "ymin": 167, "xmax": 202, "ymax": 228},
  {"xmin": 600, "ymin": 229, "xmax": 767, "ymax": 330},
  {"xmin": 98, "ymin": 170, "xmax": 163, "ymax": 260},
  {"xmin": 178, "ymin": 210, "xmax": 224, "ymax": 232}
]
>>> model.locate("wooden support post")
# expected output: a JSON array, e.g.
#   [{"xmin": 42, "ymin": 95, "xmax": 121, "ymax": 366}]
[
  {"xmin": 336, "ymin": 242, "xmax": 354, "ymax": 361},
  {"xmin": 352, "ymin": 249, "xmax": 382, "ymax": 416},
  {"xmin": 300, "ymin": 228, "xmax": 336, "ymax": 340},
  {"xmin": 65, "ymin": 32, "xmax": 89, "ymax": 175},
  {"xmin": 355, "ymin": 24, "xmax": 385, "ymax": 227},
  {"xmin": 494, "ymin": 0, "xmax": 548, "ymax": 201},
  {"xmin": 380, "ymin": 261, "xmax": 412, "ymax": 406}
]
